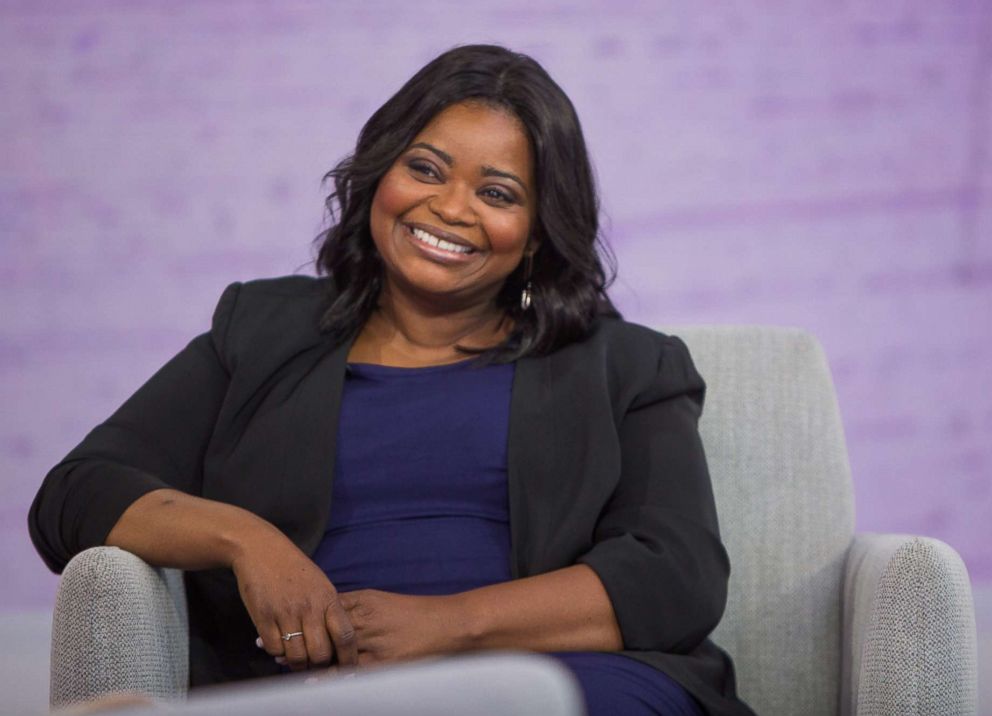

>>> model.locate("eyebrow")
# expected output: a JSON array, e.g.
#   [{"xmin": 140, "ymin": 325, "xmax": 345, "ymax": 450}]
[
  {"xmin": 482, "ymin": 165, "xmax": 529, "ymax": 196},
  {"xmin": 410, "ymin": 142, "xmax": 454, "ymax": 166},
  {"xmin": 408, "ymin": 142, "xmax": 530, "ymax": 196}
]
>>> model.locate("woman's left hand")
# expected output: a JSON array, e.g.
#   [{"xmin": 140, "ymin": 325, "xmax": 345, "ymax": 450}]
[{"xmin": 334, "ymin": 589, "xmax": 467, "ymax": 666}]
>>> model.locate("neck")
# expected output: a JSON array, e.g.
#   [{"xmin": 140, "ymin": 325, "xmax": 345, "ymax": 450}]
[{"xmin": 356, "ymin": 282, "xmax": 509, "ymax": 365}]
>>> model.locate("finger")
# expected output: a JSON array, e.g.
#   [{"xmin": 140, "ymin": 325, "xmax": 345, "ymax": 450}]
[
  {"xmin": 254, "ymin": 635, "xmax": 288, "ymax": 665},
  {"xmin": 302, "ymin": 611, "xmax": 334, "ymax": 668},
  {"xmin": 257, "ymin": 622, "xmax": 286, "ymax": 658},
  {"xmin": 278, "ymin": 623, "xmax": 309, "ymax": 671},
  {"xmin": 324, "ymin": 597, "xmax": 358, "ymax": 667}
]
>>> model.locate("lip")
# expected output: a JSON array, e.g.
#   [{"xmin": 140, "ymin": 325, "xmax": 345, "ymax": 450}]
[
  {"xmin": 404, "ymin": 222, "xmax": 479, "ymax": 251},
  {"xmin": 402, "ymin": 224, "xmax": 481, "ymax": 266}
]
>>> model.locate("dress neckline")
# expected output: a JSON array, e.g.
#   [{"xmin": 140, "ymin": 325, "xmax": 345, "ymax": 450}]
[{"xmin": 345, "ymin": 357, "xmax": 492, "ymax": 377}]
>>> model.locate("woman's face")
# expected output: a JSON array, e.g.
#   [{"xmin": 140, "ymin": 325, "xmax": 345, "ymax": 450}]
[{"xmin": 369, "ymin": 101, "xmax": 537, "ymax": 310}]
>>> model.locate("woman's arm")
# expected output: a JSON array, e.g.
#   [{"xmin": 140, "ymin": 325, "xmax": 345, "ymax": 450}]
[
  {"xmin": 106, "ymin": 487, "xmax": 358, "ymax": 669},
  {"xmin": 575, "ymin": 336, "xmax": 729, "ymax": 654},
  {"xmin": 27, "ymin": 284, "xmax": 241, "ymax": 574},
  {"xmin": 455, "ymin": 336, "xmax": 724, "ymax": 656},
  {"xmin": 104, "ymin": 487, "xmax": 274, "ymax": 572},
  {"xmin": 451, "ymin": 563, "xmax": 623, "ymax": 651},
  {"xmin": 29, "ymin": 281, "xmax": 356, "ymax": 670},
  {"xmin": 337, "ymin": 564, "xmax": 620, "ymax": 665}
]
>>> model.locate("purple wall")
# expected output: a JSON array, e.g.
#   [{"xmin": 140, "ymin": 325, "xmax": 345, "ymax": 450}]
[{"xmin": 3, "ymin": 1, "xmax": 990, "ymax": 617}]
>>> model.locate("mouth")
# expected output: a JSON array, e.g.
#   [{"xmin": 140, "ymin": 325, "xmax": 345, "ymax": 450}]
[{"xmin": 404, "ymin": 222, "xmax": 479, "ymax": 256}]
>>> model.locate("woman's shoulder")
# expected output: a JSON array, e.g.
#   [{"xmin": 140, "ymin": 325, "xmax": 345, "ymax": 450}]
[
  {"xmin": 220, "ymin": 273, "xmax": 333, "ymax": 315},
  {"xmin": 210, "ymin": 274, "xmax": 336, "ymax": 365},
  {"xmin": 235, "ymin": 274, "xmax": 334, "ymax": 299},
  {"xmin": 224, "ymin": 274, "xmax": 334, "ymax": 307},
  {"xmin": 551, "ymin": 316, "xmax": 705, "ymax": 404},
  {"xmin": 571, "ymin": 316, "xmax": 697, "ymax": 370},
  {"xmin": 590, "ymin": 315, "xmax": 687, "ymax": 350}
]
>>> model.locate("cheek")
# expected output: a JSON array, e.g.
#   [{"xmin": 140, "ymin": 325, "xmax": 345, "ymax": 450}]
[
  {"xmin": 371, "ymin": 170, "xmax": 420, "ymax": 225},
  {"xmin": 484, "ymin": 212, "xmax": 532, "ymax": 254}
]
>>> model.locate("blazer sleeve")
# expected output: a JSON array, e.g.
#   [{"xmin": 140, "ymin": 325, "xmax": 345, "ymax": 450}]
[
  {"xmin": 577, "ymin": 335, "xmax": 730, "ymax": 654},
  {"xmin": 27, "ymin": 282, "xmax": 241, "ymax": 574}
]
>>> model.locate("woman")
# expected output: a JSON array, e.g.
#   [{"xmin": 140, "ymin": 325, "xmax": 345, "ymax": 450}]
[{"xmin": 29, "ymin": 45, "xmax": 756, "ymax": 716}]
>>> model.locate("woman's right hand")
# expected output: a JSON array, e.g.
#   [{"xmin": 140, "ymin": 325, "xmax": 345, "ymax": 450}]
[
  {"xmin": 99, "ymin": 488, "xmax": 356, "ymax": 671},
  {"xmin": 230, "ymin": 528, "xmax": 357, "ymax": 671}
]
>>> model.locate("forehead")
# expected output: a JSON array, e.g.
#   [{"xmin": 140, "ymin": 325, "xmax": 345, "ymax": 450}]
[{"xmin": 412, "ymin": 102, "xmax": 533, "ymax": 174}]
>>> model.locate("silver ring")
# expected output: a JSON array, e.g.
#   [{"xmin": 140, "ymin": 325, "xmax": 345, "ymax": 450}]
[{"xmin": 281, "ymin": 631, "xmax": 304, "ymax": 641}]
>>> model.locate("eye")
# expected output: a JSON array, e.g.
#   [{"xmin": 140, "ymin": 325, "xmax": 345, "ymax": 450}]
[
  {"xmin": 481, "ymin": 187, "xmax": 516, "ymax": 204},
  {"xmin": 408, "ymin": 159, "xmax": 440, "ymax": 179}
]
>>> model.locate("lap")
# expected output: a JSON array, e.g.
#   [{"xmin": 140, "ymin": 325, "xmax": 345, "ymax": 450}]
[{"xmin": 550, "ymin": 652, "xmax": 704, "ymax": 716}]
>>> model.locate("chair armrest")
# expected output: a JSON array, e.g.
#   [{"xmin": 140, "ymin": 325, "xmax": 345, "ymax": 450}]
[
  {"xmin": 841, "ymin": 532, "xmax": 978, "ymax": 716},
  {"xmin": 51, "ymin": 546, "xmax": 189, "ymax": 709},
  {"xmin": 103, "ymin": 652, "xmax": 585, "ymax": 716}
]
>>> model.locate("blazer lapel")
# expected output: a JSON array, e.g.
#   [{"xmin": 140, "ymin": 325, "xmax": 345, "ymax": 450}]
[
  {"xmin": 289, "ymin": 334, "xmax": 356, "ymax": 556},
  {"xmin": 507, "ymin": 353, "xmax": 557, "ymax": 579},
  {"xmin": 210, "ymin": 327, "xmax": 355, "ymax": 555}
]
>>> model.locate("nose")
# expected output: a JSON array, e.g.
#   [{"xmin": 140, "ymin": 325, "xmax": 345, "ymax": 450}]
[{"xmin": 428, "ymin": 182, "xmax": 475, "ymax": 226}]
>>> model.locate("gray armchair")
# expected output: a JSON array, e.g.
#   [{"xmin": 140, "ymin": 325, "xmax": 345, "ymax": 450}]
[
  {"xmin": 677, "ymin": 326, "xmax": 978, "ymax": 715},
  {"xmin": 48, "ymin": 326, "xmax": 979, "ymax": 715}
]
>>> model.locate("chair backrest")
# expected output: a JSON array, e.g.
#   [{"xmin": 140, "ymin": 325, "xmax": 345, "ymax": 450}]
[{"xmin": 665, "ymin": 326, "xmax": 856, "ymax": 716}]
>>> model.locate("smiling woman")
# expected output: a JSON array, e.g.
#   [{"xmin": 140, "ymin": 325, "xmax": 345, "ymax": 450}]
[
  {"xmin": 28, "ymin": 45, "xmax": 757, "ymax": 716},
  {"xmin": 314, "ymin": 44, "xmax": 615, "ymax": 363}
]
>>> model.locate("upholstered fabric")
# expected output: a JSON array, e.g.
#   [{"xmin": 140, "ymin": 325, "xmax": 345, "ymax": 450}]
[
  {"xmin": 669, "ymin": 326, "xmax": 856, "ymax": 716},
  {"xmin": 50, "ymin": 546, "xmax": 188, "ymax": 709},
  {"xmin": 842, "ymin": 533, "xmax": 978, "ymax": 715}
]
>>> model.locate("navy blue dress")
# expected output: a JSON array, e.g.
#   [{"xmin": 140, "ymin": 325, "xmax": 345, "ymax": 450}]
[{"xmin": 311, "ymin": 359, "xmax": 704, "ymax": 716}]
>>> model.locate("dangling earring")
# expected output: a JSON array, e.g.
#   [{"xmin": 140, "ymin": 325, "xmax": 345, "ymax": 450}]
[{"xmin": 520, "ymin": 252, "xmax": 534, "ymax": 311}]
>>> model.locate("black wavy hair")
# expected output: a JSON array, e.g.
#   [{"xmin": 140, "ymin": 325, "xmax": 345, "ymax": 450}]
[{"xmin": 313, "ymin": 44, "xmax": 617, "ymax": 362}]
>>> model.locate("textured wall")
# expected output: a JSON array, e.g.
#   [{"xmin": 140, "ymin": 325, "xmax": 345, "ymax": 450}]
[{"xmin": 2, "ymin": 0, "xmax": 990, "ymax": 623}]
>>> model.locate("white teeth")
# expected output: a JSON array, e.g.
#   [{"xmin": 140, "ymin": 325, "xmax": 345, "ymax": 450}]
[{"xmin": 411, "ymin": 227, "xmax": 472, "ymax": 254}]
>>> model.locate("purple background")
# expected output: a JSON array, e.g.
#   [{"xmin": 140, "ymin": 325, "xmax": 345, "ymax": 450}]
[{"xmin": 2, "ymin": 3, "xmax": 990, "ymax": 695}]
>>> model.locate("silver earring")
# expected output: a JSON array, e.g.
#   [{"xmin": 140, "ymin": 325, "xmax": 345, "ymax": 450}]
[
  {"xmin": 520, "ymin": 282, "xmax": 533, "ymax": 311},
  {"xmin": 520, "ymin": 252, "xmax": 534, "ymax": 311}
]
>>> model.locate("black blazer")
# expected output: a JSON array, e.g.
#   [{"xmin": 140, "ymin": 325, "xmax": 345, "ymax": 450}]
[{"xmin": 29, "ymin": 275, "xmax": 756, "ymax": 716}]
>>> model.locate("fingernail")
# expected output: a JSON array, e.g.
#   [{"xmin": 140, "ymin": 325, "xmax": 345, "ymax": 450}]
[
  {"xmin": 255, "ymin": 637, "xmax": 264, "ymax": 649},
  {"xmin": 275, "ymin": 656, "xmax": 287, "ymax": 665}
]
